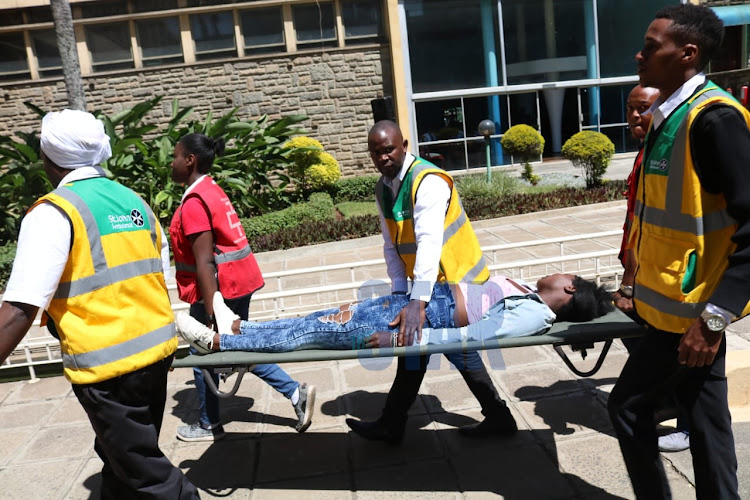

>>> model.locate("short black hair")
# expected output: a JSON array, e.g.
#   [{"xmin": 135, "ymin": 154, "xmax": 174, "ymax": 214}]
[
  {"xmin": 655, "ymin": 4, "xmax": 724, "ymax": 71},
  {"xmin": 555, "ymin": 276, "xmax": 614, "ymax": 322},
  {"xmin": 178, "ymin": 133, "xmax": 226, "ymax": 174}
]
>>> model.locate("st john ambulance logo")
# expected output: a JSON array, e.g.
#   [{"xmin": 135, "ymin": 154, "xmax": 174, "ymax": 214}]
[{"xmin": 130, "ymin": 209, "xmax": 145, "ymax": 227}]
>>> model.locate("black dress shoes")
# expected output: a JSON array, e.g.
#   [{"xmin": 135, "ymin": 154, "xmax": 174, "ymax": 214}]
[
  {"xmin": 458, "ymin": 414, "xmax": 518, "ymax": 437},
  {"xmin": 346, "ymin": 418, "xmax": 404, "ymax": 445}
]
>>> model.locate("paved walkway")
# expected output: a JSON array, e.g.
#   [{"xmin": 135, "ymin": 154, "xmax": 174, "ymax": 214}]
[{"xmin": 3, "ymin": 155, "xmax": 750, "ymax": 499}]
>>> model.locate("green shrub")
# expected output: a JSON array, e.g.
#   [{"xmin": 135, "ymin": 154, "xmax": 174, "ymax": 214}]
[
  {"xmin": 333, "ymin": 175, "xmax": 379, "ymax": 202},
  {"xmin": 501, "ymin": 124, "xmax": 545, "ymax": 163},
  {"xmin": 252, "ymin": 215, "xmax": 381, "ymax": 252},
  {"xmin": 562, "ymin": 131, "xmax": 615, "ymax": 188},
  {"xmin": 242, "ymin": 192, "xmax": 335, "ymax": 239},
  {"xmin": 284, "ymin": 136, "xmax": 341, "ymax": 194},
  {"xmin": 248, "ymin": 182, "xmax": 627, "ymax": 252},
  {"xmin": 454, "ymin": 172, "xmax": 520, "ymax": 201},
  {"xmin": 0, "ymin": 241, "xmax": 17, "ymax": 291},
  {"xmin": 501, "ymin": 124, "xmax": 545, "ymax": 185}
]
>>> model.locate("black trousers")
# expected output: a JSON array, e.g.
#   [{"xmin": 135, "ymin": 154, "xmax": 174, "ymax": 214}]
[
  {"xmin": 73, "ymin": 355, "xmax": 200, "ymax": 499},
  {"xmin": 381, "ymin": 350, "xmax": 508, "ymax": 429},
  {"xmin": 607, "ymin": 329, "xmax": 738, "ymax": 500}
]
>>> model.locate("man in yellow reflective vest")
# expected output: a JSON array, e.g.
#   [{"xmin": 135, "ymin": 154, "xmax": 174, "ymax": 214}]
[
  {"xmin": 347, "ymin": 120, "xmax": 517, "ymax": 444},
  {"xmin": 607, "ymin": 5, "xmax": 750, "ymax": 499},
  {"xmin": 0, "ymin": 110, "xmax": 198, "ymax": 498}
]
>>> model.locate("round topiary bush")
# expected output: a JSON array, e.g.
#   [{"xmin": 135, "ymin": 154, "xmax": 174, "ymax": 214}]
[
  {"xmin": 561, "ymin": 131, "xmax": 615, "ymax": 188},
  {"xmin": 501, "ymin": 124, "xmax": 545, "ymax": 163},
  {"xmin": 283, "ymin": 136, "xmax": 341, "ymax": 194},
  {"xmin": 500, "ymin": 124, "xmax": 545, "ymax": 184}
]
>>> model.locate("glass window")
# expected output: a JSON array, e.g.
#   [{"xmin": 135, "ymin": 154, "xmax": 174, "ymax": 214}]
[
  {"xmin": 186, "ymin": 0, "xmax": 240, "ymax": 6},
  {"xmin": 1, "ymin": 9, "xmax": 25, "ymax": 27},
  {"xmin": 79, "ymin": 0, "xmax": 129, "ymax": 19},
  {"xmin": 32, "ymin": 29, "xmax": 63, "ymax": 78},
  {"xmin": 597, "ymin": 0, "xmax": 675, "ymax": 78},
  {"xmin": 502, "ymin": 0, "xmax": 590, "ymax": 85},
  {"xmin": 27, "ymin": 7, "xmax": 55, "ymax": 24},
  {"xmin": 711, "ymin": 25, "xmax": 743, "ymax": 72},
  {"xmin": 342, "ymin": 0, "xmax": 382, "ymax": 44},
  {"xmin": 0, "ymin": 32, "xmax": 30, "ymax": 81},
  {"xmin": 293, "ymin": 2, "xmax": 337, "ymax": 48},
  {"xmin": 464, "ymin": 95, "xmax": 510, "ymax": 136},
  {"xmin": 241, "ymin": 7, "xmax": 285, "ymax": 55},
  {"xmin": 405, "ymin": 0, "xmax": 502, "ymax": 93},
  {"xmin": 137, "ymin": 18, "xmax": 183, "ymax": 67},
  {"xmin": 190, "ymin": 11, "xmax": 237, "ymax": 61},
  {"xmin": 132, "ymin": 0, "xmax": 180, "ymax": 13},
  {"xmin": 85, "ymin": 23, "xmax": 134, "ymax": 71}
]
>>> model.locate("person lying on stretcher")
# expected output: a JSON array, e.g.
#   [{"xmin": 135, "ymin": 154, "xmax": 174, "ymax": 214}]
[{"xmin": 175, "ymin": 273, "xmax": 614, "ymax": 354}]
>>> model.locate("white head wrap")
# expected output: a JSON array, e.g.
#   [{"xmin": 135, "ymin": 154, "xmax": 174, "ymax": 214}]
[{"xmin": 40, "ymin": 109, "xmax": 112, "ymax": 169}]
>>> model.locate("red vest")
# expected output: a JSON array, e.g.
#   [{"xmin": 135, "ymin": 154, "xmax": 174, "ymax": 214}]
[{"xmin": 170, "ymin": 176, "xmax": 264, "ymax": 303}]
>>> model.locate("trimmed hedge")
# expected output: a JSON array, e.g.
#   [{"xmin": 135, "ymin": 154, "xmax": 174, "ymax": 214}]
[
  {"xmin": 242, "ymin": 192, "xmax": 335, "ymax": 240},
  {"xmin": 251, "ymin": 215, "xmax": 381, "ymax": 252},
  {"xmin": 333, "ymin": 175, "xmax": 379, "ymax": 202}
]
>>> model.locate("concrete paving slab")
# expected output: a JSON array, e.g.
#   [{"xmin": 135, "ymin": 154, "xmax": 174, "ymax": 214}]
[
  {"xmin": 65, "ymin": 456, "xmax": 105, "ymax": 500},
  {"xmin": 353, "ymin": 457, "xmax": 461, "ymax": 499},
  {"xmin": 498, "ymin": 363, "xmax": 586, "ymax": 402},
  {"xmin": 0, "ymin": 427, "xmax": 34, "ymax": 466},
  {"xmin": 15, "ymin": 423, "xmax": 94, "ymax": 464},
  {"xmin": 552, "ymin": 433, "xmax": 635, "ymax": 499},
  {"xmin": 0, "ymin": 459, "xmax": 83, "ymax": 500},
  {"xmin": 3, "ymin": 375, "xmax": 70, "ymax": 403},
  {"xmin": 515, "ymin": 392, "xmax": 613, "ymax": 441},
  {"xmin": 176, "ymin": 439, "xmax": 258, "ymax": 494},
  {"xmin": 0, "ymin": 380, "xmax": 21, "ymax": 403},
  {"xmin": 252, "ymin": 472, "xmax": 353, "ymax": 499},
  {"xmin": 0, "ymin": 400, "xmax": 58, "ymax": 429},
  {"xmin": 454, "ymin": 441, "xmax": 577, "ymax": 499},
  {"xmin": 48, "ymin": 397, "xmax": 89, "ymax": 425}
]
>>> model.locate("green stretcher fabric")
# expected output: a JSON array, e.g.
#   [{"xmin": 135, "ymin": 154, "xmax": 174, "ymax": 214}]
[{"xmin": 172, "ymin": 308, "xmax": 644, "ymax": 369}]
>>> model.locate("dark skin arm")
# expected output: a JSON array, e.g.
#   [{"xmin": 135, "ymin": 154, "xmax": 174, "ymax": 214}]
[
  {"xmin": 0, "ymin": 301, "xmax": 39, "ymax": 364},
  {"xmin": 363, "ymin": 331, "xmax": 398, "ymax": 348},
  {"xmin": 388, "ymin": 299, "xmax": 426, "ymax": 347},
  {"xmin": 189, "ymin": 230, "xmax": 218, "ymax": 324}
]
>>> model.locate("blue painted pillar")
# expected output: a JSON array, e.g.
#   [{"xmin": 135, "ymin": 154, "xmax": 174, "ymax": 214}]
[
  {"xmin": 481, "ymin": 0, "xmax": 503, "ymax": 164},
  {"xmin": 584, "ymin": 0, "xmax": 599, "ymax": 127}
]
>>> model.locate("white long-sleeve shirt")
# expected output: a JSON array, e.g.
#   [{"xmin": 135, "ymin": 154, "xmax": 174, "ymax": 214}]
[
  {"xmin": 3, "ymin": 167, "xmax": 171, "ymax": 310},
  {"xmin": 377, "ymin": 152, "xmax": 451, "ymax": 302}
]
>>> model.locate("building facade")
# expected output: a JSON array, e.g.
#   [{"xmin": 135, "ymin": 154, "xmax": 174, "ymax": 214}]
[{"xmin": 1, "ymin": 0, "xmax": 749, "ymax": 175}]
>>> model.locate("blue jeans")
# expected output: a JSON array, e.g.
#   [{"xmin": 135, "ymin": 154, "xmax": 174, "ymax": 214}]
[
  {"xmin": 221, "ymin": 283, "xmax": 456, "ymax": 353},
  {"xmin": 190, "ymin": 297, "xmax": 298, "ymax": 428}
]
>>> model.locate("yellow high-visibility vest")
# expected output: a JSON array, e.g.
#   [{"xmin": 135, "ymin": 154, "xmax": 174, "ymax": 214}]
[{"xmin": 33, "ymin": 177, "xmax": 177, "ymax": 384}]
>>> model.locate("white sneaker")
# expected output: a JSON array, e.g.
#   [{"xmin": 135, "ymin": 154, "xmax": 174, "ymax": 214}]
[
  {"xmin": 175, "ymin": 312, "xmax": 215, "ymax": 354},
  {"xmin": 658, "ymin": 431, "xmax": 690, "ymax": 453},
  {"xmin": 213, "ymin": 291, "xmax": 240, "ymax": 335}
]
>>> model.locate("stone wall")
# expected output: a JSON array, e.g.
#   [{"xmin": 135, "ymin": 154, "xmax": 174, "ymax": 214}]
[{"xmin": 0, "ymin": 45, "xmax": 393, "ymax": 178}]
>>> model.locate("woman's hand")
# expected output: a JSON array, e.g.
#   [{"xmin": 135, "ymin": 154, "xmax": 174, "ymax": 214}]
[{"xmin": 363, "ymin": 331, "xmax": 396, "ymax": 348}]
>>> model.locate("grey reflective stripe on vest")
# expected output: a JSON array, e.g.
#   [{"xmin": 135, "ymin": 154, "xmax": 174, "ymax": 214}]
[
  {"xmin": 175, "ymin": 261, "xmax": 197, "ymax": 273},
  {"xmin": 634, "ymin": 282, "xmax": 705, "ymax": 319},
  {"xmin": 634, "ymin": 199, "xmax": 736, "ymax": 235},
  {"xmin": 214, "ymin": 244, "xmax": 252, "ymax": 265},
  {"xmin": 640, "ymin": 88, "xmax": 735, "ymax": 235},
  {"xmin": 462, "ymin": 255, "xmax": 488, "ymax": 283},
  {"xmin": 52, "ymin": 186, "xmax": 164, "ymax": 299},
  {"xmin": 443, "ymin": 210, "xmax": 467, "ymax": 244},
  {"xmin": 54, "ymin": 258, "xmax": 164, "ymax": 299},
  {"xmin": 62, "ymin": 323, "xmax": 176, "ymax": 370},
  {"xmin": 54, "ymin": 187, "xmax": 108, "ymax": 275}
]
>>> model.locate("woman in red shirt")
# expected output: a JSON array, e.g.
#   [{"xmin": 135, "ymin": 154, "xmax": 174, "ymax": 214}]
[{"xmin": 169, "ymin": 133, "xmax": 315, "ymax": 440}]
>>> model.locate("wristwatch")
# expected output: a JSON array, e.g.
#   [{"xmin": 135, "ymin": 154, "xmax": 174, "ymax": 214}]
[
  {"xmin": 617, "ymin": 284, "xmax": 633, "ymax": 298},
  {"xmin": 700, "ymin": 309, "xmax": 728, "ymax": 332}
]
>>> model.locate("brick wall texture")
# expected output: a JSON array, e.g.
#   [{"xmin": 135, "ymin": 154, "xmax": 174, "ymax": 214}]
[{"xmin": 0, "ymin": 46, "xmax": 393, "ymax": 178}]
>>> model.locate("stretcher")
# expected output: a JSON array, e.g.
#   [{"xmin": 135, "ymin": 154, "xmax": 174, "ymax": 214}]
[{"xmin": 171, "ymin": 309, "xmax": 645, "ymax": 397}]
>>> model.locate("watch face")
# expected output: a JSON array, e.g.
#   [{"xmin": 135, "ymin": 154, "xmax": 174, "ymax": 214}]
[{"xmin": 705, "ymin": 314, "xmax": 727, "ymax": 332}]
